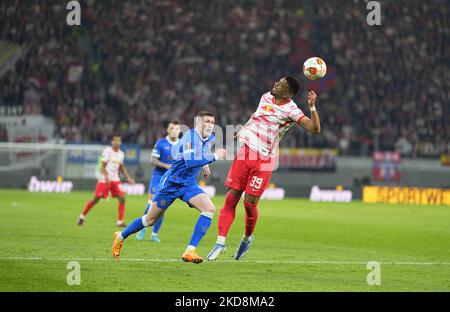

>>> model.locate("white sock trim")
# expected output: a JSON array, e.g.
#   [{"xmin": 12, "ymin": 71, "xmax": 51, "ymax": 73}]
[
  {"xmin": 186, "ymin": 245, "xmax": 196, "ymax": 252},
  {"xmin": 201, "ymin": 211, "xmax": 214, "ymax": 219},
  {"xmin": 141, "ymin": 216, "xmax": 149, "ymax": 227},
  {"xmin": 217, "ymin": 236, "xmax": 226, "ymax": 245},
  {"xmin": 118, "ymin": 233, "xmax": 124, "ymax": 241}
]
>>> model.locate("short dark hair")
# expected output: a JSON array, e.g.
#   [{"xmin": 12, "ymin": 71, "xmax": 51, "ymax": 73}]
[
  {"xmin": 196, "ymin": 111, "xmax": 214, "ymax": 118},
  {"xmin": 111, "ymin": 132, "xmax": 121, "ymax": 139},
  {"xmin": 285, "ymin": 75, "xmax": 300, "ymax": 96},
  {"xmin": 166, "ymin": 120, "xmax": 179, "ymax": 128}
]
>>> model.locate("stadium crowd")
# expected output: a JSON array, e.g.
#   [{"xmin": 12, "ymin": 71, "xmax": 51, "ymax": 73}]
[{"xmin": 0, "ymin": 0, "xmax": 448, "ymax": 157}]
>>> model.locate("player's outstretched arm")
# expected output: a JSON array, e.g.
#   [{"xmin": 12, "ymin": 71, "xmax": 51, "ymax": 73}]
[
  {"xmin": 181, "ymin": 131, "xmax": 227, "ymax": 168},
  {"xmin": 298, "ymin": 91, "xmax": 321, "ymax": 134},
  {"xmin": 183, "ymin": 147, "xmax": 227, "ymax": 168},
  {"xmin": 119, "ymin": 164, "xmax": 135, "ymax": 184}
]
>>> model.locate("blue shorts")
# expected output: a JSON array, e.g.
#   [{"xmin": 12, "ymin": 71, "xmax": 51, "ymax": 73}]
[
  {"xmin": 153, "ymin": 177, "xmax": 205, "ymax": 210},
  {"xmin": 148, "ymin": 174, "xmax": 163, "ymax": 195}
]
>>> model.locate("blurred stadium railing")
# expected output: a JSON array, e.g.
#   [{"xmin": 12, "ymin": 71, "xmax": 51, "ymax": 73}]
[
  {"xmin": 0, "ymin": 143, "xmax": 105, "ymax": 187},
  {"xmin": 1, "ymin": 142, "xmax": 449, "ymax": 200}
]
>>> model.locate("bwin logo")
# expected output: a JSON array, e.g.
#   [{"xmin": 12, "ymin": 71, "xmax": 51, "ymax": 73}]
[{"xmin": 309, "ymin": 185, "xmax": 353, "ymax": 203}]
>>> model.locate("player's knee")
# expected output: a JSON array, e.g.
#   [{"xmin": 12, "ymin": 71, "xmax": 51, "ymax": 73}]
[
  {"xmin": 144, "ymin": 214, "xmax": 154, "ymax": 226},
  {"xmin": 146, "ymin": 215, "xmax": 159, "ymax": 226},
  {"xmin": 244, "ymin": 194, "xmax": 259, "ymax": 205},
  {"xmin": 243, "ymin": 200, "xmax": 258, "ymax": 218},
  {"xmin": 228, "ymin": 188, "xmax": 242, "ymax": 198},
  {"xmin": 203, "ymin": 205, "xmax": 215, "ymax": 214},
  {"xmin": 119, "ymin": 196, "xmax": 125, "ymax": 203}
]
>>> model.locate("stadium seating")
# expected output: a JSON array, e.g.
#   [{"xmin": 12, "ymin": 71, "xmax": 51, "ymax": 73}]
[{"xmin": 0, "ymin": 0, "xmax": 448, "ymax": 157}]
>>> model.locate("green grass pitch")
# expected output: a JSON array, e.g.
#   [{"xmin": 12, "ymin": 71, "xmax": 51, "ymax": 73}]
[{"xmin": 0, "ymin": 189, "xmax": 449, "ymax": 291}]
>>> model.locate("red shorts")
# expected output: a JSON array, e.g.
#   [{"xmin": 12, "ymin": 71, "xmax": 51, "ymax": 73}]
[
  {"xmin": 225, "ymin": 144, "xmax": 275, "ymax": 197},
  {"xmin": 94, "ymin": 181, "xmax": 125, "ymax": 199}
]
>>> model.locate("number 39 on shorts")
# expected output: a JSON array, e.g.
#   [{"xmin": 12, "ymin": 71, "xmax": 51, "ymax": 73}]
[{"xmin": 249, "ymin": 176, "xmax": 263, "ymax": 189}]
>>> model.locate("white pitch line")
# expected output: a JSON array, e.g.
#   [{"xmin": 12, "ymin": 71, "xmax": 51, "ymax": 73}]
[{"xmin": 0, "ymin": 257, "xmax": 449, "ymax": 266}]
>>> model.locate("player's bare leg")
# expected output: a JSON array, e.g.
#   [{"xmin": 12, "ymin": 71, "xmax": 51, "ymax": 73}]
[
  {"xmin": 208, "ymin": 187, "xmax": 243, "ymax": 261},
  {"xmin": 136, "ymin": 193, "xmax": 159, "ymax": 241},
  {"xmin": 112, "ymin": 202, "xmax": 165, "ymax": 259},
  {"xmin": 182, "ymin": 193, "xmax": 216, "ymax": 264},
  {"xmin": 234, "ymin": 193, "xmax": 260, "ymax": 260},
  {"xmin": 116, "ymin": 196, "xmax": 126, "ymax": 227},
  {"xmin": 78, "ymin": 196, "xmax": 101, "ymax": 225}
]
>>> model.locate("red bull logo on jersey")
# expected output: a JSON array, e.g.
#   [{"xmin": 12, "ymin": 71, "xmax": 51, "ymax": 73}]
[{"xmin": 261, "ymin": 105, "xmax": 275, "ymax": 114}]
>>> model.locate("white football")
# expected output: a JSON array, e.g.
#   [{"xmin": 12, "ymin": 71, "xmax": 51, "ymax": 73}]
[{"xmin": 303, "ymin": 57, "xmax": 327, "ymax": 80}]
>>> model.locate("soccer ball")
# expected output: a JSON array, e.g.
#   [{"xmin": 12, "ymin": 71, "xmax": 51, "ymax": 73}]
[{"xmin": 303, "ymin": 57, "xmax": 327, "ymax": 80}]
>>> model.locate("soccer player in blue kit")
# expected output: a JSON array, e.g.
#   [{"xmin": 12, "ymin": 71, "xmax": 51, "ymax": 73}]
[
  {"xmin": 136, "ymin": 120, "xmax": 180, "ymax": 242},
  {"xmin": 112, "ymin": 111, "xmax": 227, "ymax": 263}
]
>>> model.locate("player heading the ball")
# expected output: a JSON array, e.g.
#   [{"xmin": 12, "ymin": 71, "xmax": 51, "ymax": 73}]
[{"xmin": 208, "ymin": 75, "xmax": 321, "ymax": 261}]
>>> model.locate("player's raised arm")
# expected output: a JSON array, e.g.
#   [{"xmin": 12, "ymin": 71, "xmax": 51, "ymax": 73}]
[{"xmin": 298, "ymin": 91, "xmax": 321, "ymax": 134}]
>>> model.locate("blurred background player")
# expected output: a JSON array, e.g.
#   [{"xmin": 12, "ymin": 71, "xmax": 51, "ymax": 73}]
[
  {"xmin": 111, "ymin": 112, "xmax": 227, "ymax": 263},
  {"xmin": 78, "ymin": 133, "xmax": 135, "ymax": 227},
  {"xmin": 136, "ymin": 120, "xmax": 181, "ymax": 242},
  {"xmin": 208, "ymin": 76, "xmax": 321, "ymax": 260}
]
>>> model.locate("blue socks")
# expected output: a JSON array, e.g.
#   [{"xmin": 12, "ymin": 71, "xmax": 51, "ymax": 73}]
[
  {"xmin": 121, "ymin": 216, "xmax": 146, "ymax": 240},
  {"xmin": 188, "ymin": 212, "xmax": 213, "ymax": 248},
  {"xmin": 152, "ymin": 215, "xmax": 164, "ymax": 234},
  {"xmin": 121, "ymin": 210, "xmax": 213, "ymax": 249}
]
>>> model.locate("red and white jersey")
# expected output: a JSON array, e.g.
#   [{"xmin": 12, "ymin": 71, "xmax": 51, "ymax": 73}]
[
  {"xmin": 238, "ymin": 92, "xmax": 305, "ymax": 157},
  {"xmin": 98, "ymin": 147, "xmax": 124, "ymax": 183}
]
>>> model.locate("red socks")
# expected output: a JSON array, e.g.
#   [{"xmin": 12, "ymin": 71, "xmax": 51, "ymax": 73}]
[
  {"xmin": 82, "ymin": 199, "xmax": 95, "ymax": 216},
  {"xmin": 218, "ymin": 191, "xmax": 241, "ymax": 237},
  {"xmin": 218, "ymin": 191, "xmax": 259, "ymax": 238},
  {"xmin": 244, "ymin": 201, "xmax": 258, "ymax": 237},
  {"xmin": 118, "ymin": 202, "xmax": 125, "ymax": 222}
]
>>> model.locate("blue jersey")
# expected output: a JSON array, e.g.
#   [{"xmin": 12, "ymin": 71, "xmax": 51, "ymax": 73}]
[
  {"xmin": 162, "ymin": 129, "xmax": 217, "ymax": 187},
  {"xmin": 151, "ymin": 136, "xmax": 179, "ymax": 176}
]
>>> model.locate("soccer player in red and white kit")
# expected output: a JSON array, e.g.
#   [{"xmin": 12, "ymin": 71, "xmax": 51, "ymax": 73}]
[
  {"xmin": 207, "ymin": 76, "xmax": 321, "ymax": 260},
  {"xmin": 78, "ymin": 133, "xmax": 135, "ymax": 227}
]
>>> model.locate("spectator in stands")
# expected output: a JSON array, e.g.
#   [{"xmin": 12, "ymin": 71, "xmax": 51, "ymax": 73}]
[{"xmin": 0, "ymin": 0, "xmax": 447, "ymax": 158}]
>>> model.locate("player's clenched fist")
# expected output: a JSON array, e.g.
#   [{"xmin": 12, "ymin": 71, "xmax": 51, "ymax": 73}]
[
  {"xmin": 307, "ymin": 91, "xmax": 317, "ymax": 107},
  {"xmin": 215, "ymin": 148, "xmax": 227, "ymax": 160},
  {"xmin": 203, "ymin": 165, "xmax": 211, "ymax": 178}
]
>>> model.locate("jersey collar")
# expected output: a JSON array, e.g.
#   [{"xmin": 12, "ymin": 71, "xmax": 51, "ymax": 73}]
[
  {"xmin": 271, "ymin": 96, "xmax": 291, "ymax": 106},
  {"xmin": 165, "ymin": 136, "xmax": 179, "ymax": 145}
]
